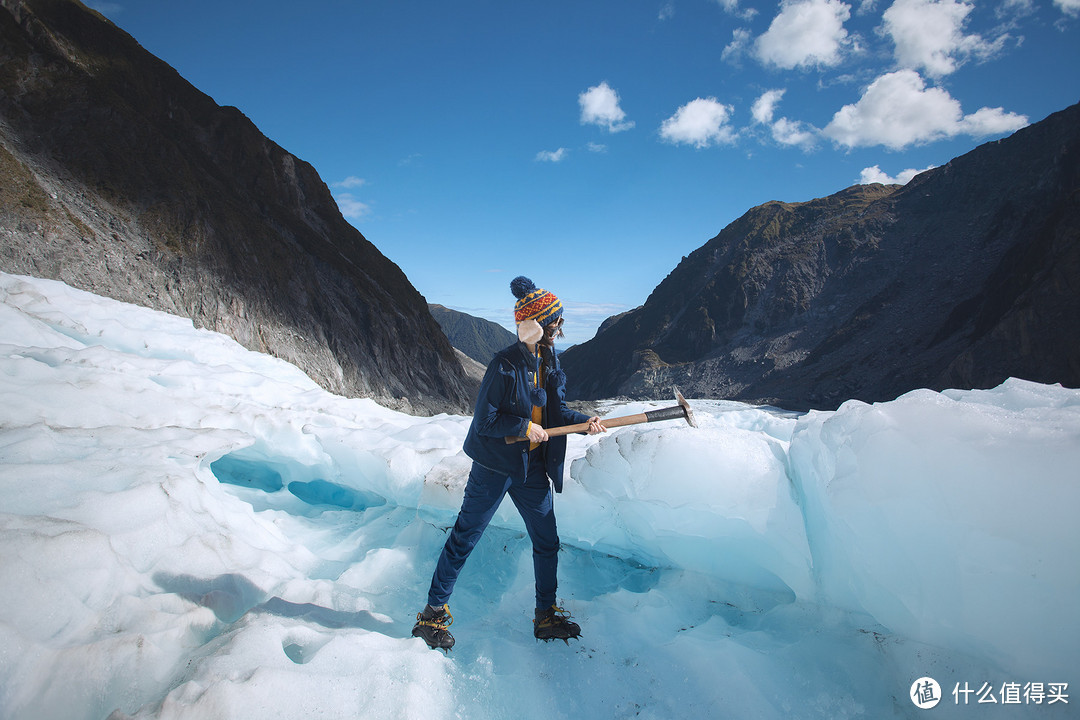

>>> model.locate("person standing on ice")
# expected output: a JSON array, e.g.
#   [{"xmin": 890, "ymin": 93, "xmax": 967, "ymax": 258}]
[{"xmin": 412, "ymin": 276, "xmax": 605, "ymax": 650}]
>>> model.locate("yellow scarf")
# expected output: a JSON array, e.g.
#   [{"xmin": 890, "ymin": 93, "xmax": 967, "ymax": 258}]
[{"xmin": 530, "ymin": 351, "xmax": 545, "ymax": 451}]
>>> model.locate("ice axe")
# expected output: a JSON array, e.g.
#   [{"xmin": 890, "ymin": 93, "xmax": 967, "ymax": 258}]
[{"xmin": 505, "ymin": 387, "xmax": 697, "ymax": 444}]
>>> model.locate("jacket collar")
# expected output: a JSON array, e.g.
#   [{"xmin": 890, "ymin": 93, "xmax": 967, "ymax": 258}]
[
  {"xmin": 514, "ymin": 341, "xmax": 539, "ymax": 371},
  {"xmin": 512, "ymin": 341, "xmax": 560, "ymax": 372}
]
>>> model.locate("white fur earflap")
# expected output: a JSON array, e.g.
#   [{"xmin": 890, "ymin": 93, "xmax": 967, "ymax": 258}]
[{"xmin": 517, "ymin": 318, "xmax": 543, "ymax": 344}]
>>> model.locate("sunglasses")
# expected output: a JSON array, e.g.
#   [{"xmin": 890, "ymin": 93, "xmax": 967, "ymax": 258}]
[{"xmin": 544, "ymin": 318, "xmax": 565, "ymax": 338}]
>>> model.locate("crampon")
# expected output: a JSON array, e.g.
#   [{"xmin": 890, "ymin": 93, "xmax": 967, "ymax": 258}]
[
  {"xmin": 413, "ymin": 604, "xmax": 455, "ymax": 651},
  {"xmin": 533, "ymin": 605, "xmax": 581, "ymax": 644}
]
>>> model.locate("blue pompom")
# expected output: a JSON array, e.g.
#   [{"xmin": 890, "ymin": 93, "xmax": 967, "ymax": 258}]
[
  {"xmin": 511, "ymin": 276, "xmax": 537, "ymax": 300},
  {"xmin": 530, "ymin": 387, "xmax": 547, "ymax": 408}
]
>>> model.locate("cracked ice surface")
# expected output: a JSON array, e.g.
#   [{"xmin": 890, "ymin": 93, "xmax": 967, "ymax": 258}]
[{"xmin": 1, "ymin": 272, "xmax": 1077, "ymax": 720}]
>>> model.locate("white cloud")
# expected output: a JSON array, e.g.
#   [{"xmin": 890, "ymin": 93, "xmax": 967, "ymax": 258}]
[
  {"xmin": 331, "ymin": 178, "xmax": 371, "ymax": 219},
  {"xmin": 752, "ymin": 90, "xmax": 818, "ymax": 149},
  {"xmin": 1054, "ymin": 0, "xmax": 1080, "ymax": 16},
  {"xmin": 881, "ymin": 0, "xmax": 1008, "ymax": 77},
  {"xmin": 587, "ymin": 142, "xmax": 608, "ymax": 153},
  {"xmin": 334, "ymin": 193, "xmax": 371, "ymax": 221},
  {"xmin": 998, "ymin": 0, "xmax": 1035, "ymax": 19},
  {"xmin": 660, "ymin": 98, "xmax": 737, "ymax": 148},
  {"xmin": 334, "ymin": 176, "xmax": 366, "ymax": 189},
  {"xmin": 563, "ymin": 300, "xmax": 632, "ymax": 321},
  {"xmin": 721, "ymin": 28, "xmax": 753, "ymax": 63},
  {"xmin": 859, "ymin": 164, "xmax": 937, "ymax": 184},
  {"xmin": 535, "ymin": 148, "xmax": 568, "ymax": 162},
  {"xmin": 714, "ymin": 0, "xmax": 758, "ymax": 20},
  {"xmin": 771, "ymin": 117, "xmax": 818, "ymax": 148},
  {"xmin": 579, "ymin": 82, "xmax": 635, "ymax": 133},
  {"xmin": 823, "ymin": 69, "xmax": 1028, "ymax": 149},
  {"xmin": 332, "ymin": 178, "xmax": 371, "ymax": 221},
  {"xmin": 755, "ymin": 0, "xmax": 852, "ymax": 69},
  {"xmin": 659, "ymin": 1, "xmax": 675, "ymax": 20},
  {"xmin": 957, "ymin": 106, "xmax": 1032, "ymax": 135},
  {"xmin": 751, "ymin": 89, "xmax": 786, "ymax": 124}
]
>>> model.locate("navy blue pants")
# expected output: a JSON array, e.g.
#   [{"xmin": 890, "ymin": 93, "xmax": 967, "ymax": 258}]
[{"xmin": 426, "ymin": 458, "xmax": 559, "ymax": 610}]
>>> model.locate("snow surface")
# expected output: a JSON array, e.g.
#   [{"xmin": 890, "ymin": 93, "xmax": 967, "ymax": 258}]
[{"xmin": 1, "ymin": 271, "xmax": 1077, "ymax": 720}]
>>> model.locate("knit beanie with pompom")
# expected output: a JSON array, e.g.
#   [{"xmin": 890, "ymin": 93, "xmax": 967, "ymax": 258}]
[{"xmin": 510, "ymin": 276, "xmax": 563, "ymax": 326}]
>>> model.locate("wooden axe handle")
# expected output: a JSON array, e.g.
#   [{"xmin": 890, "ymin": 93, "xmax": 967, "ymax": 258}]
[
  {"xmin": 504, "ymin": 413, "xmax": 646, "ymax": 444},
  {"xmin": 504, "ymin": 388, "xmax": 694, "ymax": 444},
  {"xmin": 503, "ymin": 404, "xmax": 696, "ymax": 444}
]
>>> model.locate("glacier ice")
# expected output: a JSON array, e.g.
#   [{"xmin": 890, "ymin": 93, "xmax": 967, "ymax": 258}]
[{"xmin": 1, "ymin": 272, "xmax": 1077, "ymax": 720}]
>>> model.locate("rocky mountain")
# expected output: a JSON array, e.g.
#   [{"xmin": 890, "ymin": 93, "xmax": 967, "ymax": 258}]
[
  {"xmin": 562, "ymin": 102, "xmax": 1080, "ymax": 410},
  {"xmin": 428, "ymin": 304, "xmax": 516, "ymax": 366},
  {"xmin": 0, "ymin": 0, "xmax": 472, "ymax": 414}
]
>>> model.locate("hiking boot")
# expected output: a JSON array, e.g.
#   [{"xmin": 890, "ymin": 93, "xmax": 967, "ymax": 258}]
[
  {"xmin": 533, "ymin": 605, "xmax": 581, "ymax": 643},
  {"xmin": 413, "ymin": 603, "xmax": 455, "ymax": 651}
]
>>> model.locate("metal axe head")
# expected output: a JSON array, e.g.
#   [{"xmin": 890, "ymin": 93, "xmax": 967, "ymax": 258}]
[{"xmin": 674, "ymin": 387, "xmax": 697, "ymax": 428}]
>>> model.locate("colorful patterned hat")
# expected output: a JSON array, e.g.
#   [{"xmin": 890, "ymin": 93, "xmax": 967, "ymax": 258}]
[{"xmin": 511, "ymin": 276, "xmax": 563, "ymax": 326}]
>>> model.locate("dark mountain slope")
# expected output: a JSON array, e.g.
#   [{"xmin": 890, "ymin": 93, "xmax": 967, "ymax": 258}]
[
  {"xmin": 562, "ymin": 102, "xmax": 1080, "ymax": 409},
  {"xmin": 0, "ymin": 0, "xmax": 470, "ymax": 414},
  {"xmin": 428, "ymin": 304, "xmax": 516, "ymax": 365}
]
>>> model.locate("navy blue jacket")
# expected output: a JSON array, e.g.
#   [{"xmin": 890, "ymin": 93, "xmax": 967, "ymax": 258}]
[{"xmin": 462, "ymin": 342, "xmax": 590, "ymax": 493}]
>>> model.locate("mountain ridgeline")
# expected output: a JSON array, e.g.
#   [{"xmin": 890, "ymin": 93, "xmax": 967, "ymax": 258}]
[
  {"xmin": 0, "ymin": 0, "xmax": 472, "ymax": 414},
  {"xmin": 428, "ymin": 304, "xmax": 516, "ymax": 366},
  {"xmin": 562, "ymin": 102, "xmax": 1080, "ymax": 409},
  {"xmin": 2, "ymin": 1, "xmax": 1077, "ymax": 415}
]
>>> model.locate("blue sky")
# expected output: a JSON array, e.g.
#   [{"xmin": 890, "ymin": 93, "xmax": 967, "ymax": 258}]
[{"xmin": 90, "ymin": 0, "xmax": 1079, "ymax": 346}]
